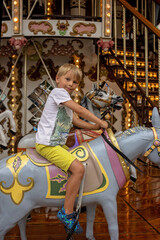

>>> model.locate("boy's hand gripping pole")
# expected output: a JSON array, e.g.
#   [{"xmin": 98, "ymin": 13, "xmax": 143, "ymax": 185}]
[{"xmin": 66, "ymin": 163, "xmax": 87, "ymax": 240}]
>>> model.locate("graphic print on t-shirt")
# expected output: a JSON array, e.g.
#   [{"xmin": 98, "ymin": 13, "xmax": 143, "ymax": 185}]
[{"xmin": 50, "ymin": 106, "xmax": 72, "ymax": 146}]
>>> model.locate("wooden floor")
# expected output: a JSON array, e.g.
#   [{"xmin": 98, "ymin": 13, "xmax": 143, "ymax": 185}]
[{"xmin": 5, "ymin": 161, "xmax": 160, "ymax": 240}]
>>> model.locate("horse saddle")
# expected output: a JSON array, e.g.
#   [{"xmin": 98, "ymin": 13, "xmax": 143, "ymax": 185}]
[{"xmin": 26, "ymin": 142, "xmax": 103, "ymax": 193}]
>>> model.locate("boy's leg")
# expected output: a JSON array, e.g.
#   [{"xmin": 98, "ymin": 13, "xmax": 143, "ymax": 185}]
[
  {"xmin": 64, "ymin": 159, "xmax": 85, "ymax": 214},
  {"xmin": 57, "ymin": 159, "xmax": 84, "ymax": 233}
]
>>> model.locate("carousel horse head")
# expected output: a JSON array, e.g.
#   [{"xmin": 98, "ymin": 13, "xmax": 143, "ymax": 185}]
[
  {"xmin": 81, "ymin": 83, "xmax": 123, "ymax": 119},
  {"xmin": 0, "ymin": 108, "xmax": 16, "ymax": 150}
]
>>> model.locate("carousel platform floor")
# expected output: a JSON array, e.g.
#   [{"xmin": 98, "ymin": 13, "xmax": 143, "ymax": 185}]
[{"xmin": 5, "ymin": 161, "xmax": 160, "ymax": 240}]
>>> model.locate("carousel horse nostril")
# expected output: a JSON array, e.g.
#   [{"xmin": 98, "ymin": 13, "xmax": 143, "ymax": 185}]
[{"xmin": 117, "ymin": 96, "xmax": 124, "ymax": 102}]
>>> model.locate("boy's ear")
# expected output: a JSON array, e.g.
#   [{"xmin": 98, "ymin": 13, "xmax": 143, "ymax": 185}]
[{"xmin": 55, "ymin": 75, "xmax": 59, "ymax": 83}]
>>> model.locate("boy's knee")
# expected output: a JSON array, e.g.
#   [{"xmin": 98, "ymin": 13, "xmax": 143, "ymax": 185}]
[
  {"xmin": 70, "ymin": 159, "xmax": 85, "ymax": 177},
  {"xmin": 75, "ymin": 162, "xmax": 85, "ymax": 178},
  {"xmin": 79, "ymin": 163, "xmax": 85, "ymax": 177}
]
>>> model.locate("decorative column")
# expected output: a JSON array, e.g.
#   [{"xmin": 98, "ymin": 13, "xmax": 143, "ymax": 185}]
[
  {"xmin": 12, "ymin": 0, "xmax": 23, "ymax": 36},
  {"xmin": 72, "ymin": 54, "xmax": 84, "ymax": 104},
  {"xmin": 70, "ymin": 0, "xmax": 87, "ymax": 16},
  {"xmin": 102, "ymin": 0, "xmax": 112, "ymax": 38}
]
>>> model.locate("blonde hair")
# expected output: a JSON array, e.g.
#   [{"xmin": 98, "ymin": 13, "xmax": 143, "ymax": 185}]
[{"xmin": 57, "ymin": 63, "xmax": 82, "ymax": 82}]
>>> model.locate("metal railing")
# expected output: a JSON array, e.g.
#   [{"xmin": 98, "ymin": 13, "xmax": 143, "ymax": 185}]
[{"xmin": 109, "ymin": 0, "xmax": 160, "ymax": 125}]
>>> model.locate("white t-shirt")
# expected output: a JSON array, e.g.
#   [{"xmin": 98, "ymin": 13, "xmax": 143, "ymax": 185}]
[{"xmin": 36, "ymin": 88, "xmax": 73, "ymax": 146}]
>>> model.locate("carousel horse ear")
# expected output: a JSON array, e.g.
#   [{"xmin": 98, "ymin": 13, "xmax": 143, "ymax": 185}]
[
  {"xmin": 99, "ymin": 81, "xmax": 105, "ymax": 89},
  {"xmin": 92, "ymin": 83, "xmax": 97, "ymax": 91},
  {"xmin": 80, "ymin": 96, "xmax": 87, "ymax": 108},
  {"xmin": 152, "ymin": 107, "xmax": 160, "ymax": 128}
]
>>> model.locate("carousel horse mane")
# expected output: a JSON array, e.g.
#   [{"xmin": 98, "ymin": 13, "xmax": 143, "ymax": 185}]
[{"xmin": 118, "ymin": 126, "xmax": 151, "ymax": 138}]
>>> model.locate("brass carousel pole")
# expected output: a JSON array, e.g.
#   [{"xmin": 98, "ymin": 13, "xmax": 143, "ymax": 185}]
[
  {"xmin": 24, "ymin": 47, "xmax": 27, "ymax": 135},
  {"xmin": 97, "ymin": 46, "xmax": 100, "ymax": 89},
  {"xmin": 158, "ymin": 39, "xmax": 160, "ymax": 112},
  {"xmin": 133, "ymin": 16, "xmax": 138, "ymax": 126},
  {"xmin": 31, "ymin": 40, "xmax": 56, "ymax": 88}
]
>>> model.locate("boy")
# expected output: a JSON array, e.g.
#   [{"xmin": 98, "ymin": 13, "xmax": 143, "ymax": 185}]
[{"xmin": 35, "ymin": 63, "xmax": 108, "ymax": 233}]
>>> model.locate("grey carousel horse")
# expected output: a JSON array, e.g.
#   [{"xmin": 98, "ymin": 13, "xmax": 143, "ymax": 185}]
[
  {"xmin": 17, "ymin": 84, "xmax": 123, "ymax": 150},
  {"xmin": 0, "ymin": 107, "xmax": 160, "ymax": 240},
  {"xmin": 0, "ymin": 109, "xmax": 16, "ymax": 149}
]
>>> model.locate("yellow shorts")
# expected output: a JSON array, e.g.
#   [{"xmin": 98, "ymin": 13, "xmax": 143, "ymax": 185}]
[{"xmin": 35, "ymin": 143, "xmax": 76, "ymax": 173}]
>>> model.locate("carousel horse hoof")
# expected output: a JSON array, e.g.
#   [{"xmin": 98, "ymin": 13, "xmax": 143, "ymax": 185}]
[
  {"xmin": 130, "ymin": 176, "xmax": 137, "ymax": 183},
  {"xmin": 10, "ymin": 129, "xmax": 16, "ymax": 135},
  {"xmin": 0, "ymin": 144, "xmax": 8, "ymax": 150}
]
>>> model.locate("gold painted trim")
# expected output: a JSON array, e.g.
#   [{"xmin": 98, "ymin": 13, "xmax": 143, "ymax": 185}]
[
  {"xmin": 107, "ymin": 128, "xmax": 130, "ymax": 181},
  {"xmin": 0, "ymin": 153, "xmax": 34, "ymax": 205},
  {"xmin": 1, "ymin": 23, "xmax": 8, "ymax": 36}
]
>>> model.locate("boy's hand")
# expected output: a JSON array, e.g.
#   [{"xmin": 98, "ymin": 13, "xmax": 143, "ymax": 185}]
[
  {"xmin": 94, "ymin": 120, "xmax": 108, "ymax": 130},
  {"xmin": 99, "ymin": 120, "xmax": 108, "ymax": 129}
]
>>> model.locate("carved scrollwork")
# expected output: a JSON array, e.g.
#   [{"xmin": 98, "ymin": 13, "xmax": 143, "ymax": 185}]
[
  {"xmin": 28, "ymin": 21, "xmax": 56, "ymax": 35},
  {"xmin": 0, "ymin": 65, "xmax": 7, "ymax": 82},
  {"xmin": 27, "ymin": 59, "xmax": 58, "ymax": 81},
  {"xmin": 1, "ymin": 23, "xmax": 8, "ymax": 36},
  {"xmin": 70, "ymin": 23, "xmax": 96, "ymax": 37},
  {"xmin": 42, "ymin": 39, "xmax": 83, "ymax": 57}
]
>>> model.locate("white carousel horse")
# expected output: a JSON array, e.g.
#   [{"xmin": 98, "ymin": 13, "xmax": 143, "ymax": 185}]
[
  {"xmin": 0, "ymin": 109, "xmax": 16, "ymax": 149},
  {"xmin": 80, "ymin": 83, "xmax": 123, "ymax": 122},
  {"xmin": 17, "ymin": 84, "xmax": 123, "ymax": 151},
  {"xmin": 0, "ymin": 107, "xmax": 159, "ymax": 240}
]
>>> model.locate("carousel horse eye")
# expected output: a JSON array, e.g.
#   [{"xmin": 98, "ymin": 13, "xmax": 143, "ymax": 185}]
[
  {"xmin": 98, "ymin": 93, "xmax": 103, "ymax": 97},
  {"xmin": 95, "ymin": 90, "xmax": 99, "ymax": 96}
]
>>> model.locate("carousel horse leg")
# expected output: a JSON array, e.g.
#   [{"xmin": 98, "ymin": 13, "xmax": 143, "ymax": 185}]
[
  {"xmin": 18, "ymin": 214, "xmax": 29, "ymax": 240},
  {"xmin": 0, "ymin": 234, "xmax": 5, "ymax": 240},
  {"xmin": 101, "ymin": 200, "xmax": 118, "ymax": 240},
  {"xmin": 86, "ymin": 204, "xmax": 96, "ymax": 240}
]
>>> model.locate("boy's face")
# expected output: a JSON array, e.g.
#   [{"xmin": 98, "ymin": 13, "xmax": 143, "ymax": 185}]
[{"xmin": 56, "ymin": 70, "xmax": 79, "ymax": 94}]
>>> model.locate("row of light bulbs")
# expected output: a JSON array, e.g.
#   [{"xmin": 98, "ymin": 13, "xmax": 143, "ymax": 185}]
[
  {"xmin": 10, "ymin": 61, "xmax": 17, "ymax": 154},
  {"xmin": 13, "ymin": 0, "xmax": 20, "ymax": 34},
  {"xmin": 73, "ymin": 55, "xmax": 81, "ymax": 104},
  {"xmin": 110, "ymin": 59, "xmax": 151, "ymax": 68},
  {"xmin": 111, "ymin": 50, "xmax": 140, "ymax": 57},
  {"xmin": 128, "ymin": 82, "xmax": 159, "ymax": 89},
  {"xmin": 105, "ymin": 1, "xmax": 111, "ymax": 37},
  {"xmin": 117, "ymin": 69, "xmax": 157, "ymax": 78}
]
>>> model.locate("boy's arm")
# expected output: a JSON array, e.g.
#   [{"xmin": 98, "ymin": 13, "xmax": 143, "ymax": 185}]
[
  {"xmin": 63, "ymin": 100, "xmax": 108, "ymax": 129},
  {"xmin": 73, "ymin": 113, "xmax": 101, "ymax": 130}
]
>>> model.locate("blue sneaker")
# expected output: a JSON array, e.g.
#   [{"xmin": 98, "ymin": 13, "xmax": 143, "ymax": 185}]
[{"xmin": 57, "ymin": 207, "xmax": 83, "ymax": 234}]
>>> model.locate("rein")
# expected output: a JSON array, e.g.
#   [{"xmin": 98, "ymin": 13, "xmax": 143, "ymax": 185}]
[{"xmin": 101, "ymin": 132, "xmax": 143, "ymax": 173}]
